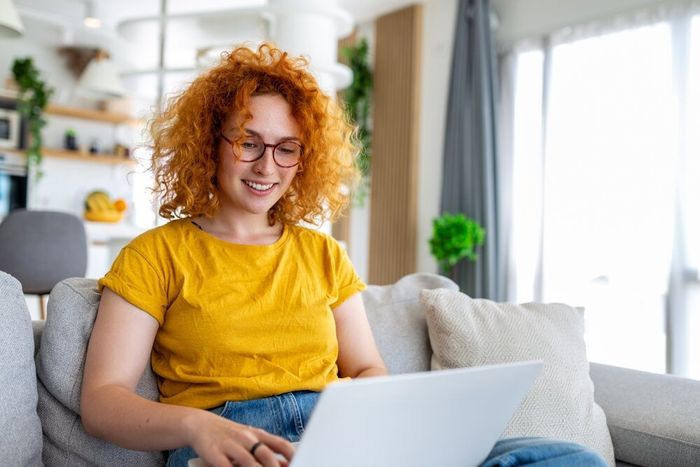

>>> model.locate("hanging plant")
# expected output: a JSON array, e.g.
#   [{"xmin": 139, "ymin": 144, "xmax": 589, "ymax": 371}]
[
  {"xmin": 12, "ymin": 57, "xmax": 54, "ymax": 180},
  {"xmin": 429, "ymin": 212, "xmax": 485, "ymax": 276},
  {"xmin": 341, "ymin": 38, "xmax": 372, "ymax": 206}
]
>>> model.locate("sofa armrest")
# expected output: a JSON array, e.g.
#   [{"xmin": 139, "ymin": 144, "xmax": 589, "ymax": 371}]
[{"xmin": 590, "ymin": 362, "xmax": 700, "ymax": 467}]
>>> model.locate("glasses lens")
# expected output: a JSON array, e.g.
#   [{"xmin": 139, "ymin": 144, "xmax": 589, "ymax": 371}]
[
  {"xmin": 237, "ymin": 137, "xmax": 263, "ymax": 161},
  {"xmin": 273, "ymin": 142, "xmax": 302, "ymax": 167}
]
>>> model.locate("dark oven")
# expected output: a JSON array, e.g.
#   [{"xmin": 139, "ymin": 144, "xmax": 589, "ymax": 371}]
[{"xmin": 0, "ymin": 151, "xmax": 28, "ymax": 219}]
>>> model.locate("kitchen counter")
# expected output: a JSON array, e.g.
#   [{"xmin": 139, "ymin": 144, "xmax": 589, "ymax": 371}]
[{"xmin": 83, "ymin": 220, "xmax": 150, "ymax": 278}]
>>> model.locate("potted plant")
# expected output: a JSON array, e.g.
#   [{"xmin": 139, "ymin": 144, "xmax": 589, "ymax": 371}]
[
  {"xmin": 64, "ymin": 128, "xmax": 78, "ymax": 151},
  {"xmin": 341, "ymin": 38, "xmax": 372, "ymax": 206},
  {"xmin": 11, "ymin": 57, "xmax": 54, "ymax": 180},
  {"xmin": 429, "ymin": 212, "xmax": 485, "ymax": 277}
]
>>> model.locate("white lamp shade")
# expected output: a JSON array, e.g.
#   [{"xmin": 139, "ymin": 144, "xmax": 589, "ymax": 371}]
[
  {"xmin": 77, "ymin": 56, "xmax": 127, "ymax": 100},
  {"xmin": 0, "ymin": 0, "xmax": 24, "ymax": 38}
]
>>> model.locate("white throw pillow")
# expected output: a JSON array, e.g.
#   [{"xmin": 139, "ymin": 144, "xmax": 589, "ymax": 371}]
[{"xmin": 421, "ymin": 288, "xmax": 615, "ymax": 466}]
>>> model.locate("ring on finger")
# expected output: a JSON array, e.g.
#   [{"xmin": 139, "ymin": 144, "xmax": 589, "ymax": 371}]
[{"xmin": 250, "ymin": 441, "xmax": 264, "ymax": 457}]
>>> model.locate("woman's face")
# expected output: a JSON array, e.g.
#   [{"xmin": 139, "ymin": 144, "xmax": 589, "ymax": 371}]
[{"xmin": 217, "ymin": 94, "xmax": 301, "ymax": 220}]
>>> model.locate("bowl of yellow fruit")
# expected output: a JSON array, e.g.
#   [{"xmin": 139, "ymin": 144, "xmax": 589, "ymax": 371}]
[{"xmin": 84, "ymin": 190, "xmax": 128, "ymax": 223}]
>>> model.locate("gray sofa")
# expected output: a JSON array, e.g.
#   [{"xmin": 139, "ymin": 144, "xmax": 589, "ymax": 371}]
[{"xmin": 1, "ymin": 271, "xmax": 700, "ymax": 466}]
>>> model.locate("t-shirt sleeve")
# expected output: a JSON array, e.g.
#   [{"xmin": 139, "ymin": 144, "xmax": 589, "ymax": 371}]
[
  {"xmin": 98, "ymin": 243, "xmax": 169, "ymax": 325},
  {"xmin": 328, "ymin": 237, "xmax": 366, "ymax": 309}
]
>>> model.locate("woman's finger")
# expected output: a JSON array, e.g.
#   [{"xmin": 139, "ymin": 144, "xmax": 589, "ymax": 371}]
[
  {"xmin": 253, "ymin": 429, "xmax": 295, "ymax": 461},
  {"xmin": 250, "ymin": 441, "xmax": 288, "ymax": 467}
]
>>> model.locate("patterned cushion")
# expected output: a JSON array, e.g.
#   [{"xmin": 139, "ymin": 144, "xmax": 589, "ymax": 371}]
[{"xmin": 421, "ymin": 289, "xmax": 615, "ymax": 466}]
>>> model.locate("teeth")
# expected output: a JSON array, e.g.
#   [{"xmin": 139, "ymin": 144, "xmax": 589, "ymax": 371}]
[{"xmin": 244, "ymin": 180, "xmax": 274, "ymax": 191}]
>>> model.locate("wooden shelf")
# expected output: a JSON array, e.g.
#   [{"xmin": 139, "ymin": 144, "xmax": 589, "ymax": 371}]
[
  {"xmin": 43, "ymin": 148, "xmax": 137, "ymax": 166},
  {"xmin": 4, "ymin": 148, "xmax": 136, "ymax": 166},
  {"xmin": 45, "ymin": 104, "xmax": 141, "ymax": 125}
]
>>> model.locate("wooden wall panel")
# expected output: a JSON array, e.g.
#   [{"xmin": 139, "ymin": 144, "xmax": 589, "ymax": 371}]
[{"xmin": 369, "ymin": 5, "xmax": 423, "ymax": 284}]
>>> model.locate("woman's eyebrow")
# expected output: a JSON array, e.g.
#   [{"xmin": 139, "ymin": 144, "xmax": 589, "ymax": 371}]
[{"xmin": 242, "ymin": 128, "xmax": 301, "ymax": 142}]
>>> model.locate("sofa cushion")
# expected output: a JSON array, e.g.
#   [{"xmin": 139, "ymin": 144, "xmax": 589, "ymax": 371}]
[
  {"xmin": 36, "ymin": 277, "xmax": 164, "ymax": 466},
  {"xmin": 362, "ymin": 273, "xmax": 459, "ymax": 374},
  {"xmin": 0, "ymin": 272, "xmax": 43, "ymax": 466},
  {"xmin": 421, "ymin": 289, "xmax": 615, "ymax": 466}
]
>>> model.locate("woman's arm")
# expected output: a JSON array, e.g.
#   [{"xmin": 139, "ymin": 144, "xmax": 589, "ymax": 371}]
[
  {"xmin": 81, "ymin": 287, "xmax": 294, "ymax": 467},
  {"xmin": 333, "ymin": 292, "xmax": 388, "ymax": 378}
]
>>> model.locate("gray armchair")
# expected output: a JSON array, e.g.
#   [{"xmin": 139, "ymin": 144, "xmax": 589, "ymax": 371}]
[{"xmin": 0, "ymin": 209, "xmax": 87, "ymax": 319}]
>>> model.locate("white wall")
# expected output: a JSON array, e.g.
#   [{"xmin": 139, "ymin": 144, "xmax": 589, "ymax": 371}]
[
  {"xmin": 415, "ymin": 0, "xmax": 459, "ymax": 274},
  {"xmin": 0, "ymin": 38, "xmax": 74, "ymax": 101}
]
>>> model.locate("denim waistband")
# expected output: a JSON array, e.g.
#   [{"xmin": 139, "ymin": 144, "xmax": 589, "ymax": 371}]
[{"xmin": 210, "ymin": 390, "xmax": 321, "ymax": 443}]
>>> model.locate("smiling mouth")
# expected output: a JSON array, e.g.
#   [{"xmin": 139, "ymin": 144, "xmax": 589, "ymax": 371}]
[{"xmin": 243, "ymin": 180, "xmax": 275, "ymax": 192}]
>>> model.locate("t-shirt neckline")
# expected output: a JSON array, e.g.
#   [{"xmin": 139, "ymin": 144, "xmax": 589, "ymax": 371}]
[{"xmin": 184, "ymin": 218, "xmax": 290, "ymax": 249}]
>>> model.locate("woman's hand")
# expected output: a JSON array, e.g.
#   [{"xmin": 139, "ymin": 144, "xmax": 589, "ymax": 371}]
[{"xmin": 185, "ymin": 410, "xmax": 295, "ymax": 467}]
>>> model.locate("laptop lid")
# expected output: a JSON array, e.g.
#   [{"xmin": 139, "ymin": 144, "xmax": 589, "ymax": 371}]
[{"xmin": 290, "ymin": 360, "xmax": 542, "ymax": 467}]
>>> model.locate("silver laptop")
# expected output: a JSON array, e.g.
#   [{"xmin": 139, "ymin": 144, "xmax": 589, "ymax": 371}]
[{"xmin": 191, "ymin": 360, "xmax": 542, "ymax": 467}]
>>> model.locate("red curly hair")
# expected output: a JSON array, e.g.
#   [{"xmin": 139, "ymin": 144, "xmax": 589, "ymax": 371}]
[{"xmin": 149, "ymin": 42, "xmax": 360, "ymax": 226}]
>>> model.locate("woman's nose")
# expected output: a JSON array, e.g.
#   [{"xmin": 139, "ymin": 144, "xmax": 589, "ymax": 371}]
[{"xmin": 253, "ymin": 147, "xmax": 276, "ymax": 174}]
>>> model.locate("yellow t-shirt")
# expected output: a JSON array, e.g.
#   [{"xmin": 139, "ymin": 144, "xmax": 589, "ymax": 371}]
[{"xmin": 98, "ymin": 219, "xmax": 365, "ymax": 409}]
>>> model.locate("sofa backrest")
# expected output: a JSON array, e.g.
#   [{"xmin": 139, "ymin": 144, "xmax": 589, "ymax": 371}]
[
  {"xmin": 362, "ymin": 273, "xmax": 459, "ymax": 374},
  {"xmin": 37, "ymin": 278, "xmax": 163, "ymax": 466}
]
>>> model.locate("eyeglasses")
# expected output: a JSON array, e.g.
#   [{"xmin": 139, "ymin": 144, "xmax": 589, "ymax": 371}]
[{"xmin": 221, "ymin": 134, "xmax": 303, "ymax": 168}]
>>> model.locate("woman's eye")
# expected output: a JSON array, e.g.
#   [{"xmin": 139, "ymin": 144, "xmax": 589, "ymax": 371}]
[
  {"xmin": 242, "ymin": 141, "xmax": 260, "ymax": 150},
  {"xmin": 277, "ymin": 143, "xmax": 300, "ymax": 155}
]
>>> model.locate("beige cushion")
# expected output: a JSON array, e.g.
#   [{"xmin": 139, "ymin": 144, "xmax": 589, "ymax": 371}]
[{"xmin": 421, "ymin": 289, "xmax": 615, "ymax": 466}]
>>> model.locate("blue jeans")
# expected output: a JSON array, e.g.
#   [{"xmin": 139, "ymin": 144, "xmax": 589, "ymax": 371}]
[{"xmin": 166, "ymin": 391, "xmax": 607, "ymax": 467}]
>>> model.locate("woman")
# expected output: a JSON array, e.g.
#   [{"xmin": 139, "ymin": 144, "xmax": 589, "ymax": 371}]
[
  {"xmin": 81, "ymin": 44, "xmax": 387, "ymax": 467},
  {"xmin": 81, "ymin": 43, "xmax": 606, "ymax": 467}
]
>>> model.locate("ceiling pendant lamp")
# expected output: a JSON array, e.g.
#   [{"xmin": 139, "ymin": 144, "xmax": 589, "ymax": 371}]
[
  {"xmin": 83, "ymin": 0, "xmax": 101, "ymax": 28},
  {"xmin": 0, "ymin": 0, "xmax": 24, "ymax": 38},
  {"xmin": 77, "ymin": 50, "xmax": 127, "ymax": 100}
]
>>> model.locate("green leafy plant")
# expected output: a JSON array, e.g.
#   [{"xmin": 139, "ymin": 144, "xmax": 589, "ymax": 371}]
[
  {"xmin": 429, "ymin": 213, "xmax": 485, "ymax": 274},
  {"xmin": 12, "ymin": 57, "xmax": 54, "ymax": 180},
  {"xmin": 341, "ymin": 38, "xmax": 372, "ymax": 206}
]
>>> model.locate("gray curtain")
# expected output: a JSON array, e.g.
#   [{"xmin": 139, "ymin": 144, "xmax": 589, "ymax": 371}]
[{"xmin": 441, "ymin": 0, "xmax": 504, "ymax": 300}]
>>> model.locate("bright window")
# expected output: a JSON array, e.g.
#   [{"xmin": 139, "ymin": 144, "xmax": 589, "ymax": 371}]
[
  {"xmin": 511, "ymin": 17, "xmax": 700, "ymax": 377},
  {"xmin": 685, "ymin": 16, "xmax": 700, "ymax": 379}
]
